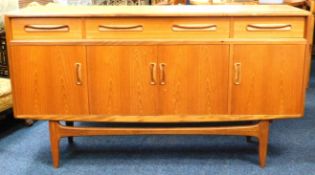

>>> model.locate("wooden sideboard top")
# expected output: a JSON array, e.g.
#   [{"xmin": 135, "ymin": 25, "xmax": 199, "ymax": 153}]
[{"xmin": 6, "ymin": 5, "xmax": 310, "ymax": 17}]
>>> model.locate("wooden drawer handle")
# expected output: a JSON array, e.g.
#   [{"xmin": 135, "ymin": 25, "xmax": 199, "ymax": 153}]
[
  {"xmin": 234, "ymin": 63, "xmax": 241, "ymax": 85},
  {"xmin": 247, "ymin": 24, "xmax": 292, "ymax": 31},
  {"xmin": 75, "ymin": 63, "xmax": 82, "ymax": 85},
  {"xmin": 172, "ymin": 24, "xmax": 217, "ymax": 31},
  {"xmin": 24, "ymin": 25, "xmax": 69, "ymax": 32},
  {"xmin": 98, "ymin": 24, "xmax": 143, "ymax": 32},
  {"xmin": 160, "ymin": 63, "xmax": 166, "ymax": 85},
  {"xmin": 149, "ymin": 63, "xmax": 157, "ymax": 85}
]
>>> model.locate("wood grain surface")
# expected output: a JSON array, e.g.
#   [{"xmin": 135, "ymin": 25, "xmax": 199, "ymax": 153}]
[
  {"xmin": 87, "ymin": 46, "xmax": 158, "ymax": 115},
  {"xmin": 232, "ymin": 44, "xmax": 305, "ymax": 115},
  {"xmin": 10, "ymin": 46, "xmax": 89, "ymax": 115},
  {"xmin": 158, "ymin": 45, "xmax": 229, "ymax": 115},
  {"xmin": 233, "ymin": 17, "xmax": 305, "ymax": 38},
  {"xmin": 11, "ymin": 18, "xmax": 83, "ymax": 40},
  {"xmin": 5, "ymin": 5, "xmax": 311, "ymax": 122},
  {"xmin": 85, "ymin": 17, "xmax": 230, "ymax": 39}
]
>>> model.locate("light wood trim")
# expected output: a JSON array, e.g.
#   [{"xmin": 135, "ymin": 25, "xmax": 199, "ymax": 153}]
[
  {"xmin": 15, "ymin": 114, "xmax": 302, "ymax": 122},
  {"xmin": 56, "ymin": 121, "xmax": 265, "ymax": 137},
  {"xmin": 8, "ymin": 38, "xmax": 308, "ymax": 46},
  {"xmin": 5, "ymin": 5, "xmax": 310, "ymax": 17}
]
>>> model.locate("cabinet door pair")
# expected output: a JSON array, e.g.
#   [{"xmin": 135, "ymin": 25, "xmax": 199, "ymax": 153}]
[
  {"xmin": 11, "ymin": 45, "xmax": 305, "ymax": 116},
  {"xmin": 88, "ymin": 45, "xmax": 229, "ymax": 115}
]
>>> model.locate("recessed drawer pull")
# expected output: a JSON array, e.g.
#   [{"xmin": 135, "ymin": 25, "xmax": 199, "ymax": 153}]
[
  {"xmin": 172, "ymin": 24, "xmax": 217, "ymax": 31},
  {"xmin": 75, "ymin": 63, "xmax": 82, "ymax": 85},
  {"xmin": 160, "ymin": 63, "xmax": 167, "ymax": 85},
  {"xmin": 247, "ymin": 24, "xmax": 292, "ymax": 31},
  {"xmin": 149, "ymin": 63, "xmax": 157, "ymax": 85},
  {"xmin": 98, "ymin": 24, "xmax": 143, "ymax": 32},
  {"xmin": 24, "ymin": 24, "xmax": 69, "ymax": 32},
  {"xmin": 234, "ymin": 63, "xmax": 241, "ymax": 85}
]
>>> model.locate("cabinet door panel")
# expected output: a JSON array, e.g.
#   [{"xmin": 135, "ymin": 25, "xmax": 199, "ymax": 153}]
[
  {"xmin": 158, "ymin": 45, "xmax": 229, "ymax": 115},
  {"xmin": 10, "ymin": 46, "xmax": 89, "ymax": 115},
  {"xmin": 87, "ymin": 46, "xmax": 158, "ymax": 115},
  {"xmin": 232, "ymin": 45, "xmax": 305, "ymax": 115}
]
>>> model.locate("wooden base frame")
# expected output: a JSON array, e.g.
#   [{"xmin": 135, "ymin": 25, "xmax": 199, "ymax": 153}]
[{"xmin": 49, "ymin": 120, "xmax": 270, "ymax": 168}]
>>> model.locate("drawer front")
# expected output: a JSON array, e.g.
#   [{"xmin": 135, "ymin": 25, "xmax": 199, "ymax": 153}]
[
  {"xmin": 11, "ymin": 18, "xmax": 83, "ymax": 40},
  {"xmin": 85, "ymin": 17, "xmax": 230, "ymax": 39},
  {"xmin": 233, "ymin": 17, "xmax": 305, "ymax": 38}
]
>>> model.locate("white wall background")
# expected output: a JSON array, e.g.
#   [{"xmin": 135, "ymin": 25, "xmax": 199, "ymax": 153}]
[
  {"xmin": 0, "ymin": 0, "xmax": 18, "ymax": 26},
  {"xmin": 0, "ymin": 0, "xmax": 92, "ymax": 27}
]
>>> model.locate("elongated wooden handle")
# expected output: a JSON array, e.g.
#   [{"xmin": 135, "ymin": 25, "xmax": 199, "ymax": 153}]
[
  {"xmin": 172, "ymin": 24, "xmax": 217, "ymax": 31},
  {"xmin": 24, "ymin": 24, "xmax": 69, "ymax": 32},
  {"xmin": 247, "ymin": 24, "xmax": 292, "ymax": 31},
  {"xmin": 75, "ymin": 63, "xmax": 82, "ymax": 85},
  {"xmin": 234, "ymin": 63, "xmax": 241, "ymax": 85},
  {"xmin": 98, "ymin": 24, "xmax": 143, "ymax": 32},
  {"xmin": 160, "ymin": 63, "xmax": 166, "ymax": 85},
  {"xmin": 149, "ymin": 63, "xmax": 157, "ymax": 85}
]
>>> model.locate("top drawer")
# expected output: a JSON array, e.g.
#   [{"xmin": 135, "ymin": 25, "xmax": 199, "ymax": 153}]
[
  {"xmin": 85, "ymin": 17, "xmax": 230, "ymax": 39},
  {"xmin": 11, "ymin": 18, "xmax": 83, "ymax": 40},
  {"xmin": 233, "ymin": 17, "xmax": 305, "ymax": 38}
]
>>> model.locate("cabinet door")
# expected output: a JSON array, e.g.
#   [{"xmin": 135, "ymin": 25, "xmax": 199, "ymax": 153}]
[
  {"xmin": 10, "ymin": 46, "xmax": 89, "ymax": 115},
  {"xmin": 87, "ymin": 46, "xmax": 158, "ymax": 115},
  {"xmin": 158, "ymin": 45, "xmax": 229, "ymax": 115},
  {"xmin": 232, "ymin": 45, "xmax": 305, "ymax": 115}
]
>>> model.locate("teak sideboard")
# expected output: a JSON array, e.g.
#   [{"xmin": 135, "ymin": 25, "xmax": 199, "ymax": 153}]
[{"xmin": 5, "ymin": 5, "xmax": 314, "ymax": 168}]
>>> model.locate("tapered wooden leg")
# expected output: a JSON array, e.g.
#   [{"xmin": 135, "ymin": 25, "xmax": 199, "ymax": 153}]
[
  {"xmin": 65, "ymin": 121, "xmax": 74, "ymax": 143},
  {"xmin": 49, "ymin": 121, "xmax": 61, "ymax": 168},
  {"xmin": 258, "ymin": 120, "xmax": 270, "ymax": 168}
]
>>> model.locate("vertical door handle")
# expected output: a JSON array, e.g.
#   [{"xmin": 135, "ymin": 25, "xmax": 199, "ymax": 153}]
[
  {"xmin": 234, "ymin": 63, "xmax": 241, "ymax": 85},
  {"xmin": 75, "ymin": 63, "xmax": 82, "ymax": 85},
  {"xmin": 160, "ymin": 63, "xmax": 166, "ymax": 85},
  {"xmin": 149, "ymin": 63, "xmax": 157, "ymax": 85}
]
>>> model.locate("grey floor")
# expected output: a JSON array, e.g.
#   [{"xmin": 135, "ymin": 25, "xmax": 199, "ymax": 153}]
[{"xmin": 0, "ymin": 63, "xmax": 314, "ymax": 175}]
